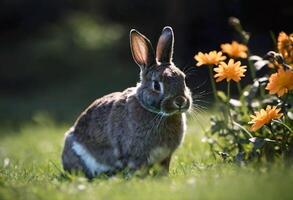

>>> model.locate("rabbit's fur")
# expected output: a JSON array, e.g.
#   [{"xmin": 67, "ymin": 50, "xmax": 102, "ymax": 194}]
[{"xmin": 62, "ymin": 26, "xmax": 192, "ymax": 178}]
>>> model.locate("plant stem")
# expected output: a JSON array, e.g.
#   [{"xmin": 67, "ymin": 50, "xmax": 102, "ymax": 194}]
[
  {"xmin": 237, "ymin": 82, "xmax": 242, "ymax": 95},
  {"xmin": 236, "ymin": 25, "xmax": 255, "ymax": 81},
  {"xmin": 233, "ymin": 121, "xmax": 253, "ymax": 138},
  {"xmin": 226, "ymin": 81, "xmax": 232, "ymax": 125},
  {"xmin": 281, "ymin": 92, "xmax": 289, "ymax": 105},
  {"xmin": 272, "ymin": 120, "xmax": 293, "ymax": 133},
  {"xmin": 232, "ymin": 18, "xmax": 256, "ymax": 81},
  {"xmin": 260, "ymin": 85, "xmax": 266, "ymax": 97},
  {"xmin": 266, "ymin": 124, "xmax": 274, "ymax": 135},
  {"xmin": 247, "ymin": 50, "xmax": 256, "ymax": 80},
  {"xmin": 208, "ymin": 65, "xmax": 218, "ymax": 102},
  {"xmin": 269, "ymin": 30, "xmax": 277, "ymax": 51},
  {"xmin": 227, "ymin": 81, "xmax": 231, "ymax": 100}
]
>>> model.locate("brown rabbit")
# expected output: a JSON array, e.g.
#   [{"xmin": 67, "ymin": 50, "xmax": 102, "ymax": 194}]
[{"xmin": 61, "ymin": 26, "xmax": 192, "ymax": 178}]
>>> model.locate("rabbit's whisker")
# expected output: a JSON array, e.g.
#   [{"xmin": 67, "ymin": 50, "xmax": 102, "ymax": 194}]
[
  {"xmin": 183, "ymin": 66, "xmax": 196, "ymax": 75},
  {"xmin": 192, "ymin": 98, "xmax": 210, "ymax": 103},
  {"xmin": 193, "ymin": 106, "xmax": 210, "ymax": 125},
  {"xmin": 148, "ymin": 113, "xmax": 162, "ymax": 135},
  {"xmin": 191, "ymin": 104, "xmax": 208, "ymax": 119},
  {"xmin": 182, "ymin": 65, "xmax": 191, "ymax": 73},
  {"xmin": 182, "ymin": 65, "xmax": 192, "ymax": 72},
  {"xmin": 187, "ymin": 107, "xmax": 208, "ymax": 133},
  {"xmin": 149, "ymin": 113, "xmax": 161, "ymax": 124},
  {"xmin": 191, "ymin": 91, "xmax": 212, "ymax": 98},
  {"xmin": 191, "ymin": 80, "xmax": 208, "ymax": 90},
  {"xmin": 156, "ymin": 113, "xmax": 166, "ymax": 136},
  {"xmin": 192, "ymin": 103, "xmax": 207, "ymax": 110},
  {"xmin": 192, "ymin": 105, "xmax": 207, "ymax": 116}
]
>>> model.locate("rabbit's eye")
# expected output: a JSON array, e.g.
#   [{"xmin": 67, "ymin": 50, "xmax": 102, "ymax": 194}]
[{"xmin": 152, "ymin": 81, "xmax": 162, "ymax": 92}]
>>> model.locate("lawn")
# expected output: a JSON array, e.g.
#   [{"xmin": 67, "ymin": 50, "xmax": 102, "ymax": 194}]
[{"xmin": 0, "ymin": 114, "xmax": 293, "ymax": 200}]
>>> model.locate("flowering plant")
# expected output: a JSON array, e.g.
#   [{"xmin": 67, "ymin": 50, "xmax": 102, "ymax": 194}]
[{"xmin": 194, "ymin": 17, "xmax": 293, "ymax": 163}]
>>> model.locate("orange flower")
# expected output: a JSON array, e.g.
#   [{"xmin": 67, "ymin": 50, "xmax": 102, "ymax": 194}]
[
  {"xmin": 277, "ymin": 32, "xmax": 293, "ymax": 64},
  {"xmin": 265, "ymin": 68, "xmax": 293, "ymax": 97},
  {"xmin": 214, "ymin": 59, "xmax": 246, "ymax": 82},
  {"xmin": 249, "ymin": 105, "xmax": 283, "ymax": 131},
  {"xmin": 221, "ymin": 41, "xmax": 248, "ymax": 58},
  {"xmin": 194, "ymin": 51, "xmax": 226, "ymax": 66}
]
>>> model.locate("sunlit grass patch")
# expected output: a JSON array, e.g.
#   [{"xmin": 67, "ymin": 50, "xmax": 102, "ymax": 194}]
[{"xmin": 0, "ymin": 114, "xmax": 293, "ymax": 200}]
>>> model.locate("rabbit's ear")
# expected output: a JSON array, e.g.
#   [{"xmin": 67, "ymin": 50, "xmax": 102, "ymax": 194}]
[
  {"xmin": 156, "ymin": 26, "xmax": 174, "ymax": 64},
  {"xmin": 130, "ymin": 29, "xmax": 156, "ymax": 70}
]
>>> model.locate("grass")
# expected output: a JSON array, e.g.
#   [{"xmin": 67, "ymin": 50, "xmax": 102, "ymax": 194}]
[{"xmin": 0, "ymin": 114, "xmax": 293, "ymax": 200}]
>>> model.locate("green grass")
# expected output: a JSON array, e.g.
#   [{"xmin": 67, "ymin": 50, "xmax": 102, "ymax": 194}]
[{"xmin": 0, "ymin": 115, "xmax": 293, "ymax": 200}]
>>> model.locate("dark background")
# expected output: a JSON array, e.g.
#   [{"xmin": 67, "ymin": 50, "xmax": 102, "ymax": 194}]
[{"xmin": 0, "ymin": 0, "xmax": 292, "ymax": 125}]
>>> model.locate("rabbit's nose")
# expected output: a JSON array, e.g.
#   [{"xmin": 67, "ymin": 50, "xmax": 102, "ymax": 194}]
[{"xmin": 173, "ymin": 96, "xmax": 187, "ymax": 109}]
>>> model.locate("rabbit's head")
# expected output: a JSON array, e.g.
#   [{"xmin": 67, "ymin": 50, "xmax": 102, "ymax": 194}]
[{"xmin": 130, "ymin": 26, "xmax": 192, "ymax": 116}]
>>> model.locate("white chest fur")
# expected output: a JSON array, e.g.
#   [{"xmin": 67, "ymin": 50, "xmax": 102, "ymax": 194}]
[
  {"xmin": 147, "ymin": 147, "xmax": 170, "ymax": 164},
  {"xmin": 147, "ymin": 114, "xmax": 186, "ymax": 165}
]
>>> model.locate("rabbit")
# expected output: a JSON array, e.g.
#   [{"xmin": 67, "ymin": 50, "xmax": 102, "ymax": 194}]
[{"xmin": 61, "ymin": 26, "xmax": 192, "ymax": 178}]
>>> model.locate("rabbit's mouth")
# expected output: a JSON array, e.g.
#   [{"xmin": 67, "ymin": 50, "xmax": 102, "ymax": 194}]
[
  {"xmin": 137, "ymin": 94, "xmax": 191, "ymax": 116},
  {"xmin": 140, "ymin": 102, "xmax": 188, "ymax": 116},
  {"xmin": 160, "ymin": 96, "xmax": 191, "ymax": 116},
  {"xmin": 177, "ymin": 107, "xmax": 190, "ymax": 113},
  {"xmin": 161, "ymin": 107, "xmax": 190, "ymax": 116}
]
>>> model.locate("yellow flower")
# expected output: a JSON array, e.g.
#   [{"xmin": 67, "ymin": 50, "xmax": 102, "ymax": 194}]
[
  {"xmin": 265, "ymin": 68, "xmax": 293, "ymax": 97},
  {"xmin": 221, "ymin": 41, "xmax": 248, "ymax": 58},
  {"xmin": 194, "ymin": 51, "xmax": 226, "ymax": 66},
  {"xmin": 214, "ymin": 59, "xmax": 246, "ymax": 82},
  {"xmin": 277, "ymin": 32, "xmax": 293, "ymax": 64},
  {"xmin": 249, "ymin": 105, "xmax": 283, "ymax": 131}
]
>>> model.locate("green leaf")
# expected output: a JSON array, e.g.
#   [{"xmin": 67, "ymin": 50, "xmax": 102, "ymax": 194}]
[{"xmin": 217, "ymin": 91, "xmax": 228, "ymax": 103}]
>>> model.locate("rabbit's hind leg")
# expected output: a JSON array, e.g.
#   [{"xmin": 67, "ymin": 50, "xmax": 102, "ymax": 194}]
[
  {"xmin": 61, "ymin": 130, "xmax": 89, "ymax": 177},
  {"xmin": 62, "ymin": 129, "xmax": 116, "ymax": 178}
]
